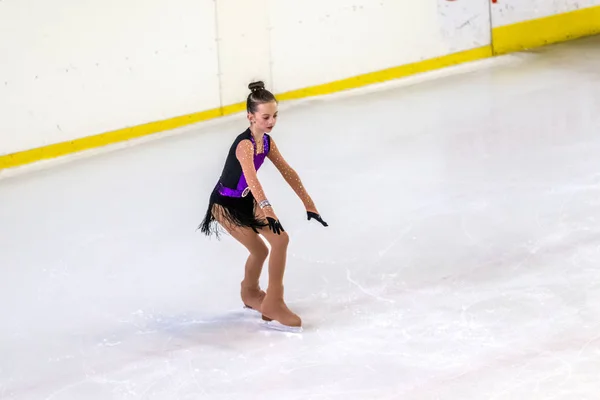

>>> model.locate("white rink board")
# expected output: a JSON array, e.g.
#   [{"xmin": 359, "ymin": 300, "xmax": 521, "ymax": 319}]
[
  {"xmin": 215, "ymin": 0, "xmax": 272, "ymax": 107},
  {"xmin": 268, "ymin": 0, "xmax": 491, "ymax": 93},
  {"xmin": 0, "ymin": 0, "xmax": 220, "ymax": 156},
  {"xmin": 0, "ymin": 0, "xmax": 493, "ymax": 156},
  {"xmin": 491, "ymin": 0, "xmax": 600, "ymax": 27}
]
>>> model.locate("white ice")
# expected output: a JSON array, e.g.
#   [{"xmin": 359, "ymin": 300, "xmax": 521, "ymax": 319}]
[{"xmin": 2, "ymin": 36, "xmax": 600, "ymax": 399}]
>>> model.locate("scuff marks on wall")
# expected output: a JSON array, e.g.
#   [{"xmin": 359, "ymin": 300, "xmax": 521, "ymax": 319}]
[{"xmin": 437, "ymin": 0, "xmax": 491, "ymax": 52}]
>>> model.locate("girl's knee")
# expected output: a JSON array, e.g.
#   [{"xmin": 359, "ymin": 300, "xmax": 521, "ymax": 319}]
[
  {"xmin": 274, "ymin": 231, "xmax": 290, "ymax": 248},
  {"xmin": 254, "ymin": 243, "xmax": 269, "ymax": 260},
  {"xmin": 261, "ymin": 228, "xmax": 290, "ymax": 249}
]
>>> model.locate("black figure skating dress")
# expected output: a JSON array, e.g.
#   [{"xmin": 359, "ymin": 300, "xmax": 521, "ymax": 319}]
[{"xmin": 199, "ymin": 128, "xmax": 271, "ymax": 236}]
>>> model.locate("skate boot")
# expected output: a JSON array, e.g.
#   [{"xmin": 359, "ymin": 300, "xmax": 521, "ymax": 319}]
[
  {"xmin": 241, "ymin": 282, "xmax": 266, "ymax": 313},
  {"xmin": 260, "ymin": 286, "xmax": 303, "ymax": 333}
]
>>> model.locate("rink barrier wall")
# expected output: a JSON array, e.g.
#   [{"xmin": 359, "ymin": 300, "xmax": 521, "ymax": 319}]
[
  {"xmin": 0, "ymin": 46, "xmax": 492, "ymax": 171},
  {"xmin": 0, "ymin": 108, "xmax": 222, "ymax": 171},
  {"xmin": 2, "ymin": 5, "xmax": 600, "ymax": 172},
  {"xmin": 0, "ymin": 0, "xmax": 222, "ymax": 162},
  {"xmin": 492, "ymin": 5, "xmax": 600, "ymax": 55}
]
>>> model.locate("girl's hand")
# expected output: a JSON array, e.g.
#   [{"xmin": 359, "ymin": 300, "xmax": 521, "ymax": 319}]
[
  {"xmin": 267, "ymin": 217, "xmax": 285, "ymax": 235},
  {"xmin": 262, "ymin": 207, "xmax": 285, "ymax": 235},
  {"xmin": 307, "ymin": 211, "xmax": 328, "ymax": 227}
]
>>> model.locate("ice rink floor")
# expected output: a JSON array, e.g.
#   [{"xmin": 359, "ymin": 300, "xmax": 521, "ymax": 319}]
[{"xmin": 2, "ymin": 36, "xmax": 600, "ymax": 399}]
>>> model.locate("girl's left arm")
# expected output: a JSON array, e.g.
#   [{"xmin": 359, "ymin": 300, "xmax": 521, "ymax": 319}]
[{"xmin": 267, "ymin": 137, "xmax": 317, "ymax": 212}]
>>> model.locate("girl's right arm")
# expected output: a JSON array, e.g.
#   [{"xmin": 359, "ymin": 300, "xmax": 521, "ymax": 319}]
[{"xmin": 235, "ymin": 140, "xmax": 281, "ymax": 225}]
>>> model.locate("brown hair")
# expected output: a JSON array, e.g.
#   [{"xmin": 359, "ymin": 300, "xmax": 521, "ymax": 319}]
[{"xmin": 247, "ymin": 81, "xmax": 277, "ymax": 113}]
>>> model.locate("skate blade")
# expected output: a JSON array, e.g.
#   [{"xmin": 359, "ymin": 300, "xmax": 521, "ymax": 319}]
[
  {"xmin": 243, "ymin": 304, "xmax": 261, "ymax": 314},
  {"xmin": 261, "ymin": 319, "xmax": 303, "ymax": 333}
]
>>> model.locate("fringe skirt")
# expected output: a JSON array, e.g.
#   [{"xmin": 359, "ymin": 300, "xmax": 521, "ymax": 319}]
[{"xmin": 198, "ymin": 186, "xmax": 268, "ymax": 237}]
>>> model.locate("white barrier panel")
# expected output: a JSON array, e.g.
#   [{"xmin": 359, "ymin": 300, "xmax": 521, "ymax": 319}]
[
  {"xmin": 491, "ymin": 0, "xmax": 600, "ymax": 27},
  {"xmin": 1, "ymin": 0, "xmax": 491, "ymax": 157},
  {"xmin": 0, "ymin": 0, "xmax": 220, "ymax": 156},
  {"xmin": 216, "ymin": 0, "xmax": 272, "ymax": 107},
  {"xmin": 268, "ymin": 0, "xmax": 491, "ymax": 93}
]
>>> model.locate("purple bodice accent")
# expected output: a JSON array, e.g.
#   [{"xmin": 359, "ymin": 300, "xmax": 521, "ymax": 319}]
[{"xmin": 218, "ymin": 134, "xmax": 270, "ymax": 198}]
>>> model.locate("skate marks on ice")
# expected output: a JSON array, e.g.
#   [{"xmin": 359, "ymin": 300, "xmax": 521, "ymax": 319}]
[
  {"xmin": 130, "ymin": 307, "xmax": 304, "ymax": 340},
  {"xmin": 283, "ymin": 202, "xmax": 600, "ymax": 397},
  {"xmin": 2, "ymin": 307, "xmax": 310, "ymax": 400}
]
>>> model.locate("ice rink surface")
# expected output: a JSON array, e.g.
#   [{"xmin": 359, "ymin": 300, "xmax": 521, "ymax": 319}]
[{"xmin": 2, "ymin": 36, "xmax": 600, "ymax": 399}]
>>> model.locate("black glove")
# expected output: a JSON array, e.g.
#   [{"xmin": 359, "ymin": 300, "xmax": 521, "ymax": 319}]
[
  {"xmin": 307, "ymin": 211, "xmax": 328, "ymax": 227},
  {"xmin": 267, "ymin": 217, "xmax": 285, "ymax": 235}
]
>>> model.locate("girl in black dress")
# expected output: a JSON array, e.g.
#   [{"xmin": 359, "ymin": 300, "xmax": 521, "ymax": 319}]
[{"xmin": 200, "ymin": 81, "xmax": 328, "ymax": 332}]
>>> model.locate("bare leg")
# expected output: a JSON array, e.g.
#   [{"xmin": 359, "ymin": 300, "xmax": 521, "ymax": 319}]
[
  {"xmin": 211, "ymin": 203, "xmax": 301, "ymax": 328},
  {"xmin": 212, "ymin": 205, "xmax": 269, "ymax": 310},
  {"xmin": 257, "ymin": 224, "xmax": 302, "ymax": 328}
]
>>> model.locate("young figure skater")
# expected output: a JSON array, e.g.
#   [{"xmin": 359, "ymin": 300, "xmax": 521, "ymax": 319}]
[{"xmin": 199, "ymin": 81, "xmax": 328, "ymax": 332}]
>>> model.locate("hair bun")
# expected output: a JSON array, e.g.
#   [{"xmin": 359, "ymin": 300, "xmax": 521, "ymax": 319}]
[{"xmin": 248, "ymin": 81, "xmax": 265, "ymax": 92}]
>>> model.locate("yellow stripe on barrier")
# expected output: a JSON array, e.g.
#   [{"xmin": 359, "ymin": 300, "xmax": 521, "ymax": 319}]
[
  {"xmin": 493, "ymin": 5, "xmax": 600, "ymax": 55},
  {"xmin": 0, "ymin": 46, "xmax": 493, "ymax": 170},
  {"xmin": 277, "ymin": 46, "xmax": 493, "ymax": 102}
]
